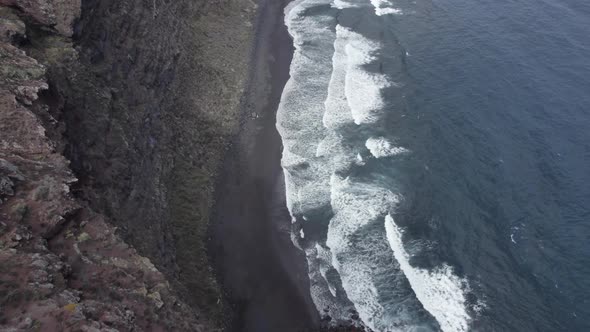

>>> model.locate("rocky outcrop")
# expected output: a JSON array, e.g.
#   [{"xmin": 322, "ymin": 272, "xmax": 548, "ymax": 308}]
[
  {"xmin": 0, "ymin": 0, "xmax": 80, "ymax": 36},
  {"xmin": 0, "ymin": 0, "xmax": 256, "ymax": 329}
]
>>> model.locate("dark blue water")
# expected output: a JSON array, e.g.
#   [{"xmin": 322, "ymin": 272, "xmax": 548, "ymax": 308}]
[
  {"xmin": 389, "ymin": 0, "xmax": 590, "ymax": 330},
  {"xmin": 279, "ymin": 0, "xmax": 590, "ymax": 330}
]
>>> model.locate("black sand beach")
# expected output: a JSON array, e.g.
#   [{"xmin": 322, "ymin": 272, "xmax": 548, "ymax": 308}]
[{"xmin": 209, "ymin": 0, "xmax": 321, "ymax": 331}]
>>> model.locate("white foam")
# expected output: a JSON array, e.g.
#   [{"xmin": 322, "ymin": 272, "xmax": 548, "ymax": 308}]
[
  {"xmin": 279, "ymin": 0, "xmax": 337, "ymax": 216},
  {"xmin": 318, "ymin": 25, "xmax": 409, "ymax": 329},
  {"xmin": 366, "ymin": 137, "xmax": 410, "ymax": 158},
  {"xmin": 314, "ymin": 243, "xmax": 339, "ymax": 297},
  {"xmin": 323, "ymin": 24, "xmax": 355, "ymax": 129},
  {"xmin": 337, "ymin": 26, "xmax": 393, "ymax": 125},
  {"xmin": 385, "ymin": 215, "xmax": 471, "ymax": 332},
  {"xmin": 326, "ymin": 175, "xmax": 401, "ymax": 331},
  {"xmin": 332, "ymin": 0, "xmax": 361, "ymax": 9},
  {"xmin": 370, "ymin": 0, "xmax": 403, "ymax": 16},
  {"xmin": 334, "ymin": 0, "xmax": 402, "ymax": 16},
  {"xmin": 324, "ymin": 24, "xmax": 395, "ymax": 128},
  {"xmin": 280, "ymin": 2, "xmax": 429, "ymax": 329},
  {"xmin": 356, "ymin": 153, "xmax": 364, "ymax": 164},
  {"xmin": 296, "ymin": 179, "xmax": 332, "ymax": 213}
]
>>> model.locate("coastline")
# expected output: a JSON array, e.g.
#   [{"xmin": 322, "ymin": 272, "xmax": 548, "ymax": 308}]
[{"xmin": 209, "ymin": 0, "xmax": 321, "ymax": 331}]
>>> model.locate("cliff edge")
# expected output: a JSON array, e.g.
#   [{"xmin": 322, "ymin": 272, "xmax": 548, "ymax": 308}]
[{"xmin": 1, "ymin": 0, "xmax": 256, "ymax": 330}]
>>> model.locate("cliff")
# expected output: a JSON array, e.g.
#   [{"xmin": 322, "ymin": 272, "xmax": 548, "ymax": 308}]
[{"xmin": 0, "ymin": 0, "xmax": 256, "ymax": 330}]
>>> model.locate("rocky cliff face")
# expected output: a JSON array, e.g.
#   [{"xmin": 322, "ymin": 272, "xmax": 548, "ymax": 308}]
[
  {"xmin": 54, "ymin": 0, "xmax": 256, "ymax": 322},
  {"xmin": 0, "ymin": 0, "xmax": 256, "ymax": 330}
]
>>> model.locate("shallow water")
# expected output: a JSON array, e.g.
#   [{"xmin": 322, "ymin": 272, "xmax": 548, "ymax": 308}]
[{"xmin": 277, "ymin": 0, "xmax": 590, "ymax": 330}]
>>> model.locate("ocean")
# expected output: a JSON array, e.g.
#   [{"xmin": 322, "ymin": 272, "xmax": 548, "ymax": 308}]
[{"xmin": 276, "ymin": 0, "xmax": 590, "ymax": 331}]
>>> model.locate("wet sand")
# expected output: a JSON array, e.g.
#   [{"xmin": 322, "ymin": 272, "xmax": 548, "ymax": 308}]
[{"xmin": 209, "ymin": 0, "xmax": 320, "ymax": 331}]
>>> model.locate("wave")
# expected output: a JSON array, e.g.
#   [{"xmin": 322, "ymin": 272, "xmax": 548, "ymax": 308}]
[
  {"xmin": 338, "ymin": 26, "xmax": 393, "ymax": 125},
  {"xmin": 332, "ymin": 0, "xmax": 362, "ymax": 9},
  {"xmin": 370, "ymin": 0, "xmax": 403, "ymax": 16},
  {"xmin": 279, "ymin": 1, "xmax": 474, "ymax": 330},
  {"xmin": 366, "ymin": 137, "xmax": 410, "ymax": 158},
  {"xmin": 279, "ymin": 0, "xmax": 337, "ymax": 218},
  {"xmin": 326, "ymin": 175, "xmax": 399, "ymax": 330},
  {"xmin": 385, "ymin": 215, "xmax": 471, "ymax": 332},
  {"xmin": 333, "ymin": 0, "xmax": 403, "ymax": 16}
]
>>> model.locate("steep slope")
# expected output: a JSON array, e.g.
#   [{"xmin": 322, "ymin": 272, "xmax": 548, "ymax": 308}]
[
  {"xmin": 0, "ymin": 3, "xmax": 210, "ymax": 330},
  {"xmin": 1, "ymin": 0, "xmax": 256, "ymax": 330}
]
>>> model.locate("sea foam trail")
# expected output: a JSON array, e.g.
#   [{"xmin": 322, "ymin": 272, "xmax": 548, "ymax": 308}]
[
  {"xmin": 339, "ymin": 26, "xmax": 392, "ymax": 125},
  {"xmin": 326, "ymin": 176, "xmax": 397, "ymax": 329},
  {"xmin": 366, "ymin": 137, "xmax": 410, "ymax": 158},
  {"xmin": 323, "ymin": 25, "xmax": 355, "ymax": 129},
  {"xmin": 332, "ymin": 0, "xmax": 361, "ymax": 9},
  {"xmin": 370, "ymin": 0, "xmax": 403, "ymax": 16},
  {"xmin": 333, "ymin": 0, "xmax": 403, "ymax": 15},
  {"xmin": 385, "ymin": 215, "xmax": 471, "ymax": 332}
]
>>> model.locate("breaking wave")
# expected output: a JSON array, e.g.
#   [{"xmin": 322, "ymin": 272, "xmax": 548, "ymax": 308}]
[
  {"xmin": 370, "ymin": 0, "xmax": 403, "ymax": 16},
  {"xmin": 366, "ymin": 137, "xmax": 410, "ymax": 158},
  {"xmin": 385, "ymin": 215, "xmax": 471, "ymax": 332},
  {"xmin": 278, "ymin": 1, "xmax": 477, "ymax": 331}
]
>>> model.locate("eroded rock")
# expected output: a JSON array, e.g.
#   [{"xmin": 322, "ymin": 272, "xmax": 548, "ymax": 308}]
[{"xmin": 0, "ymin": 1, "xmax": 212, "ymax": 331}]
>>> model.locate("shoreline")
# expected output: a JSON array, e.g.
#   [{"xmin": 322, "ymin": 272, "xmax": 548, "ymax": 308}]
[{"xmin": 209, "ymin": 0, "xmax": 321, "ymax": 331}]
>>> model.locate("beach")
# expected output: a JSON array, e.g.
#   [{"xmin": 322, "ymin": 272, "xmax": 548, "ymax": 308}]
[{"xmin": 209, "ymin": 0, "xmax": 321, "ymax": 330}]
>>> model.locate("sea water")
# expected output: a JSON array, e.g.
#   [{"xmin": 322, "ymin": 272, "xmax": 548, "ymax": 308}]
[{"xmin": 277, "ymin": 0, "xmax": 590, "ymax": 330}]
